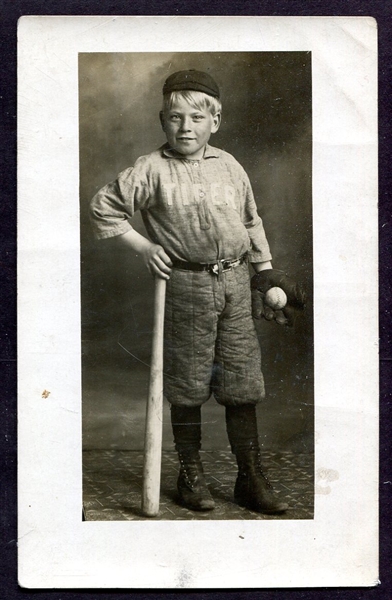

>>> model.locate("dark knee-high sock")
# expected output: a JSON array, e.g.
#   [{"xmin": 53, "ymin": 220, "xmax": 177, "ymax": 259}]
[
  {"xmin": 225, "ymin": 404, "xmax": 259, "ymax": 454},
  {"xmin": 170, "ymin": 404, "xmax": 201, "ymax": 454}
]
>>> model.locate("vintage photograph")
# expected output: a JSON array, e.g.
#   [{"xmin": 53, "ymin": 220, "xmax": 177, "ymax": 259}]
[
  {"xmin": 18, "ymin": 16, "xmax": 378, "ymax": 587},
  {"xmin": 80, "ymin": 52, "xmax": 314, "ymax": 521}
]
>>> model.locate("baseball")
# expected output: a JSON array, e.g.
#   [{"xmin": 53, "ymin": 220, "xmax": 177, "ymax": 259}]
[{"xmin": 264, "ymin": 287, "xmax": 287, "ymax": 311}]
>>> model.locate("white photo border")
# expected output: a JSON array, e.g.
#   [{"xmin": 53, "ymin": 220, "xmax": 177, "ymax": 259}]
[{"xmin": 18, "ymin": 16, "xmax": 378, "ymax": 588}]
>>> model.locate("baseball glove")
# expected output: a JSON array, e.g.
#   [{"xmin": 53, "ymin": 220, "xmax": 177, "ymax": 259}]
[{"xmin": 251, "ymin": 269, "xmax": 307, "ymax": 326}]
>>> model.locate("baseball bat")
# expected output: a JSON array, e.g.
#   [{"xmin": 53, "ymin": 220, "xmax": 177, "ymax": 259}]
[{"xmin": 142, "ymin": 276, "xmax": 166, "ymax": 517}]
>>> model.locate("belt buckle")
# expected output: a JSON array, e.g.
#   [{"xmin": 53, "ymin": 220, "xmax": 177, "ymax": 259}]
[
  {"xmin": 211, "ymin": 263, "xmax": 220, "ymax": 275},
  {"xmin": 221, "ymin": 259, "xmax": 232, "ymax": 272},
  {"xmin": 210, "ymin": 257, "xmax": 239, "ymax": 275}
]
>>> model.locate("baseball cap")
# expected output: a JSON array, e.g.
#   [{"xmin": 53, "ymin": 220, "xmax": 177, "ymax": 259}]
[{"xmin": 163, "ymin": 69, "xmax": 220, "ymax": 98}]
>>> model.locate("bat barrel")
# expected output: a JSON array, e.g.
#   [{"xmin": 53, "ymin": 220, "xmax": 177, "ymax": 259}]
[{"xmin": 142, "ymin": 276, "xmax": 166, "ymax": 517}]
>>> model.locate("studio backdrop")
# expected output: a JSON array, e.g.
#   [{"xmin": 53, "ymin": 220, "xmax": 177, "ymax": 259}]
[{"xmin": 79, "ymin": 52, "xmax": 313, "ymax": 453}]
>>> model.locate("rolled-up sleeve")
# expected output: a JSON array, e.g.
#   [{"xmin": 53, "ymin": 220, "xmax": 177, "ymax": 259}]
[{"xmin": 90, "ymin": 165, "xmax": 150, "ymax": 240}]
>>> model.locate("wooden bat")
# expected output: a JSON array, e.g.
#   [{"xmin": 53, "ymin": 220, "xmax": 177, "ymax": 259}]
[{"xmin": 142, "ymin": 276, "xmax": 167, "ymax": 517}]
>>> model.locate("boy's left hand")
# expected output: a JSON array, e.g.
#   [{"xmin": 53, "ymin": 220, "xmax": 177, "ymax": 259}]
[{"xmin": 251, "ymin": 269, "xmax": 307, "ymax": 326}]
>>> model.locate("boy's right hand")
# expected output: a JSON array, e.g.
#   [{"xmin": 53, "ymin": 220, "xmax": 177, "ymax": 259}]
[{"xmin": 142, "ymin": 243, "xmax": 172, "ymax": 280}]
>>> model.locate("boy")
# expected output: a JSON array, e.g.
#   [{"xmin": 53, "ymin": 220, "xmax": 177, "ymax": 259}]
[{"xmin": 90, "ymin": 70, "xmax": 306, "ymax": 514}]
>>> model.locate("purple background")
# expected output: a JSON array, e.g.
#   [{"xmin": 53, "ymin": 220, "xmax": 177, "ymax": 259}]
[{"xmin": 3, "ymin": 2, "xmax": 390, "ymax": 594}]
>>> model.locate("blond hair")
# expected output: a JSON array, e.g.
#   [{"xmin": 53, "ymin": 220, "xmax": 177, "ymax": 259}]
[{"xmin": 162, "ymin": 90, "xmax": 222, "ymax": 116}]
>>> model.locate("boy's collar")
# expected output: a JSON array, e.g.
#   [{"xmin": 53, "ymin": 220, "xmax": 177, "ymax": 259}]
[{"xmin": 161, "ymin": 143, "xmax": 219, "ymax": 160}]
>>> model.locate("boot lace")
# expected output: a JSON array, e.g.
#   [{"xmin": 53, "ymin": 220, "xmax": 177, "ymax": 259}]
[
  {"xmin": 254, "ymin": 452, "xmax": 273, "ymax": 489},
  {"xmin": 178, "ymin": 453, "xmax": 203, "ymax": 489}
]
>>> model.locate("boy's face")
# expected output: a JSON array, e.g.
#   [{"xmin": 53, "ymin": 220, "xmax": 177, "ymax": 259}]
[{"xmin": 160, "ymin": 96, "xmax": 220, "ymax": 160}]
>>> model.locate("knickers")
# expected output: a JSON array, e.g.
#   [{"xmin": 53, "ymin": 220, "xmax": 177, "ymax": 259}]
[{"xmin": 163, "ymin": 262, "xmax": 265, "ymax": 407}]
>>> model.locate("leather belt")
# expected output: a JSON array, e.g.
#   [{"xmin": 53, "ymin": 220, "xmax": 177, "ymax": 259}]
[{"xmin": 170, "ymin": 254, "xmax": 248, "ymax": 276}]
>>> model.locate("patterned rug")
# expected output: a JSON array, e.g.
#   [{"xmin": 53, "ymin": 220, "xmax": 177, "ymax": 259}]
[{"xmin": 83, "ymin": 449, "xmax": 314, "ymax": 521}]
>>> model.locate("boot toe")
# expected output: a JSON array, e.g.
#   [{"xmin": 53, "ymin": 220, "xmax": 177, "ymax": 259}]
[
  {"xmin": 256, "ymin": 499, "xmax": 289, "ymax": 514},
  {"xmin": 178, "ymin": 488, "xmax": 215, "ymax": 511},
  {"xmin": 235, "ymin": 493, "xmax": 288, "ymax": 514},
  {"xmin": 234, "ymin": 478, "xmax": 289, "ymax": 515},
  {"xmin": 193, "ymin": 496, "xmax": 215, "ymax": 511},
  {"xmin": 177, "ymin": 472, "xmax": 215, "ymax": 511}
]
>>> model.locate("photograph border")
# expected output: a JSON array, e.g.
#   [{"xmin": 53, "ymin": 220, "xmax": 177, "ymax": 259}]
[{"xmin": 14, "ymin": 11, "xmax": 380, "ymax": 592}]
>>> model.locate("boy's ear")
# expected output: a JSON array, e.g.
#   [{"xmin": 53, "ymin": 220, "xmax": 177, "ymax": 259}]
[
  {"xmin": 211, "ymin": 112, "xmax": 221, "ymax": 133},
  {"xmin": 159, "ymin": 111, "xmax": 165, "ymax": 131}
]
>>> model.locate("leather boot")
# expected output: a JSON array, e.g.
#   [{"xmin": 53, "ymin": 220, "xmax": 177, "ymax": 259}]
[
  {"xmin": 171, "ymin": 405, "xmax": 215, "ymax": 511},
  {"xmin": 226, "ymin": 404, "xmax": 288, "ymax": 514},
  {"xmin": 177, "ymin": 450, "xmax": 215, "ymax": 511},
  {"xmin": 234, "ymin": 448, "xmax": 289, "ymax": 514}
]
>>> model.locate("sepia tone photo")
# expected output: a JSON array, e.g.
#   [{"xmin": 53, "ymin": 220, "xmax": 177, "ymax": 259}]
[
  {"xmin": 18, "ymin": 16, "xmax": 378, "ymax": 587},
  {"xmin": 80, "ymin": 51, "xmax": 314, "ymax": 521}
]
